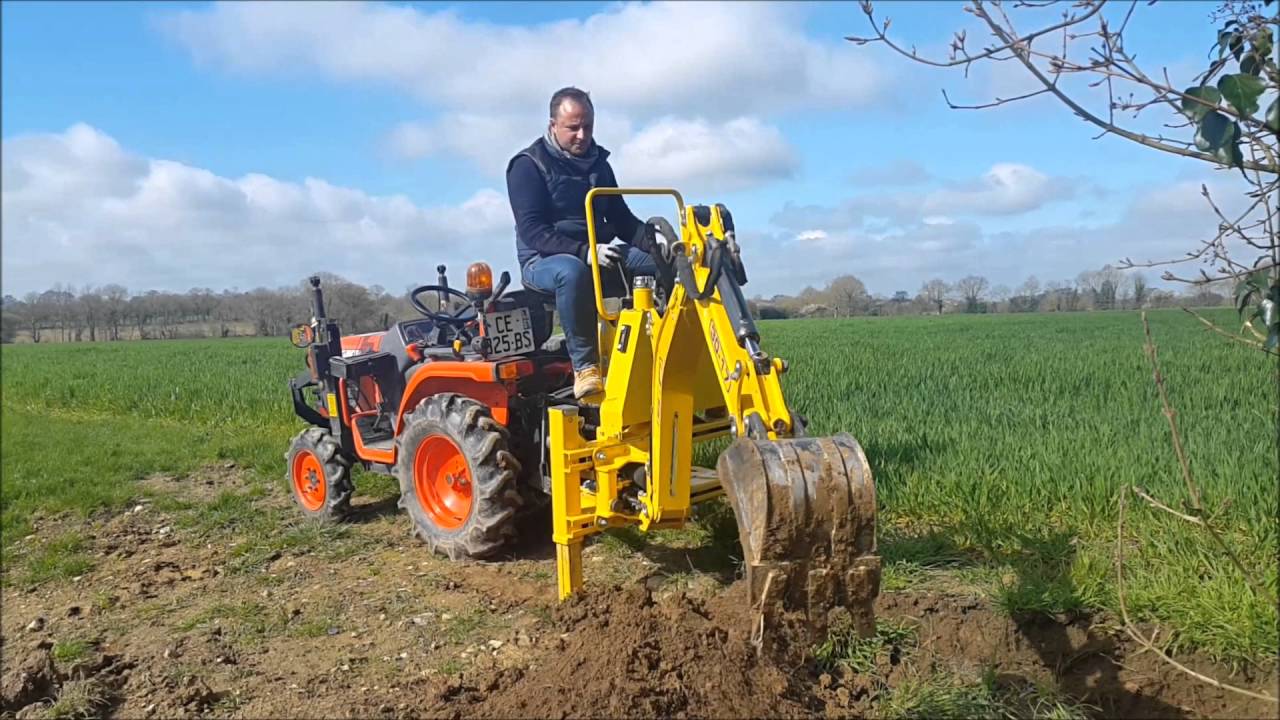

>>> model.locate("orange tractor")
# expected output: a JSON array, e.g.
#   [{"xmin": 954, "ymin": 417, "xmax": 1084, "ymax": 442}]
[
  {"xmin": 285, "ymin": 192, "xmax": 880, "ymax": 653},
  {"xmin": 286, "ymin": 261, "xmax": 568, "ymax": 558}
]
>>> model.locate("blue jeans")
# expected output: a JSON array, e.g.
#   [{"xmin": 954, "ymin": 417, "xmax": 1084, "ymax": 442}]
[{"xmin": 522, "ymin": 247, "xmax": 657, "ymax": 369}]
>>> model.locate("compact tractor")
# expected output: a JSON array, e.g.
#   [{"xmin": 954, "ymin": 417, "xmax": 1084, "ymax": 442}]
[{"xmin": 285, "ymin": 189, "xmax": 880, "ymax": 653}]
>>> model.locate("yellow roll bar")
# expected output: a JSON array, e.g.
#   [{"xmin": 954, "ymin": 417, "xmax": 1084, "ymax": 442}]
[{"xmin": 584, "ymin": 187, "xmax": 685, "ymax": 323}]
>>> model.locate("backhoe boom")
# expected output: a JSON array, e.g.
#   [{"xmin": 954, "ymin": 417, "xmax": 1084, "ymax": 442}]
[{"xmin": 548, "ymin": 190, "xmax": 880, "ymax": 659}]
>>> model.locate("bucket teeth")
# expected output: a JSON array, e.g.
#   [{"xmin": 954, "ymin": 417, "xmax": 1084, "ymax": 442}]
[{"xmin": 717, "ymin": 433, "xmax": 881, "ymax": 660}]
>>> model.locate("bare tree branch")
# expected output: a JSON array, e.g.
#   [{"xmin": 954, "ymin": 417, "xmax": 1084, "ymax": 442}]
[
  {"xmin": 1181, "ymin": 307, "xmax": 1277, "ymax": 355},
  {"xmin": 1132, "ymin": 485, "xmax": 1204, "ymax": 524},
  {"xmin": 1140, "ymin": 312, "xmax": 1270, "ymax": 597},
  {"xmin": 848, "ymin": 0, "xmax": 1278, "ymax": 173},
  {"xmin": 941, "ymin": 86, "xmax": 1054, "ymax": 109},
  {"xmin": 1116, "ymin": 491, "xmax": 1278, "ymax": 704},
  {"xmin": 967, "ymin": 2, "xmax": 1277, "ymax": 173},
  {"xmin": 845, "ymin": 0, "xmax": 1107, "ymax": 69}
]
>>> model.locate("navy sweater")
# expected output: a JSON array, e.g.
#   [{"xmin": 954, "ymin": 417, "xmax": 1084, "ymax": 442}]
[{"xmin": 505, "ymin": 153, "xmax": 648, "ymax": 266}]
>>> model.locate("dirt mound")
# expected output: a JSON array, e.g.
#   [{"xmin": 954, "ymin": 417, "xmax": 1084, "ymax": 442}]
[
  {"xmin": 428, "ymin": 582, "xmax": 816, "ymax": 719},
  {"xmin": 859, "ymin": 593, "xmax": 1278, "ymax": 720},
  {"xmin": 1, "ymin": 641, "xmax": 132, "ymax": 718},
  {"xmin": 421, "ymin": 587, "xmax": 1278, "ymax": 720}
]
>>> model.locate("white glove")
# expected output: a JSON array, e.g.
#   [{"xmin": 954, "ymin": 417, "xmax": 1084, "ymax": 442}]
[{"xmin": 598, "ymin": 239, "xmax": 628, "ymax": 269}]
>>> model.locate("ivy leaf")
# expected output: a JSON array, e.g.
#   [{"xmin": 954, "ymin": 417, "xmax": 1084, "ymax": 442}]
[
  {"xmin": 1230, "ymin": 33, "xmax": 1245, "ymax": 62},
  {"xmin": 1217, "ymin": 30, "xmax": 1232, "ymax": 58},
  {"xmin": 1266, "ymin": 98, "xmax": 1280, "ymax": 134},
  {"xmin": 1195, "ymin": 111, "xmax": 1235, "ymax": 151},
  {"xmin": 1215, "ymin": 137, "xmax": 1245, "ymax": 170},
  {"xmin": 1218, "ymin": 73, "xmax": 1265, "ymax": 116},
  {"xmin": 1182, "ymin": 86, "xmax": 1221, "ymax": 120},
  {"xmin": 1255, "ymin": 27, "xmax": 1274, "ymax": 58},
  {"xmin": 1236, "ymin": 277, "xmax": 1259, "ymax": 314},
  {"xmin": 1253, "ymin": 268, "xmax": 1274, "ymax": 288}
]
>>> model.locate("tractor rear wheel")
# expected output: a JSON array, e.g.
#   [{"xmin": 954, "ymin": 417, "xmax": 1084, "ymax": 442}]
[
  {"xmin": 285, "ymin": 427, "xmax": 354, "ymax": 521},
  {"xmin": 395, "ymin": 393, "xmax": 523, "ymax": 560}
]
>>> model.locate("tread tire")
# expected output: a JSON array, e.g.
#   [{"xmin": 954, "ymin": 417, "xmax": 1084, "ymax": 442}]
[
  {"xmin": 395, "ymin": 393, "xmax": 524, "ymax": 560},
  {"xmin": 285, "ymin": 427, "xmax": 354, "ymax": 521}
]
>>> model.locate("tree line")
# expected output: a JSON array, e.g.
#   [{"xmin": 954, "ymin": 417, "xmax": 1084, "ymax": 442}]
[
  {"xmin": 0, "ymin": 265, "xmax": 1232, "ymax": 344},
  {"xmin": 750, "ymin": 265, "xmax": 1231, "ymax": 319},
  {"xmin": 0, "ymin": 274, "xmax": 413, "ymax": 344}
]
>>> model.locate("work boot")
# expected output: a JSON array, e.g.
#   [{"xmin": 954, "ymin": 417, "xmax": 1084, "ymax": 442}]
[{"xmin": 573, "ymin": 365, "xmax": 603, "ymax": 399}]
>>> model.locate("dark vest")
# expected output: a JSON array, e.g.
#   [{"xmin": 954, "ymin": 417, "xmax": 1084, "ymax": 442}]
[{"xmin": 509, "ymin": 138, "xmax": 614, "ymax": 265}]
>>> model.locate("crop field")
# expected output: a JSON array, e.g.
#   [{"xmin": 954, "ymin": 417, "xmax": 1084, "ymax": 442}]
[{"xmin": 1, "ymin": 308, "xmax": 1276, "ymax": 717}]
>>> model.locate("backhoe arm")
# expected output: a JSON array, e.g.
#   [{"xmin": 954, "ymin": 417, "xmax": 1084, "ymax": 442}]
[
  {"xmin": 552, "ymin": 189, "xmax": 881, "ymax": 661},
  {"xmin": 647, "ymin": 203, "xmax": 881, "ymax": 659}
]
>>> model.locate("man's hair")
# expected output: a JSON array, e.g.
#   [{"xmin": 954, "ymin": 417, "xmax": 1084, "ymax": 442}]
[{"xmin": 549, "ymin": 87, "xmax": 593, "ymax": 119}]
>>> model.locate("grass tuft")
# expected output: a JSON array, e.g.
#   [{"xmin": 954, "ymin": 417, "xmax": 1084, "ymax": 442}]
[
  {"xmin": 815, "ymin": 618, "xmax": 917, "ymax": 675},
  {"xmin": 40, "ymin": 678, "xmax": 114, "ymax": 720},
  {"xmin": 51, "ymin": 638, "xmax": 93, "ymax": 665}
]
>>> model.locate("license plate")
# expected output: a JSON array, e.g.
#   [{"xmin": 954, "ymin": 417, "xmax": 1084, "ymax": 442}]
[{"xmin": 484, "ymin": 307, "xmax": 536, "ymax": 358}]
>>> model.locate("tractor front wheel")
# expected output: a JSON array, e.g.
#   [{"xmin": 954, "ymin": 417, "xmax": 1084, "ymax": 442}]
[
  {"xmin": 395, "ymin": 393, "xmax": 523, "ymax": 560},
  {"xmin": 285, "ymin": 427, "xmax": 354, "ymax": 521}
]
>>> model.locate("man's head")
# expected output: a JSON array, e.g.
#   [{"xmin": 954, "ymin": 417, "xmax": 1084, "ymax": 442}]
[{"xmin": 548, "ymin": 87, "xmax": 595, "ymax": 157}]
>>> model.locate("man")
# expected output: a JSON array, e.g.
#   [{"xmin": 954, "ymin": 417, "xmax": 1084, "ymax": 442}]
[{"xmin": 506, "ymin": 87, "xmax": 662, "ymax": 399}]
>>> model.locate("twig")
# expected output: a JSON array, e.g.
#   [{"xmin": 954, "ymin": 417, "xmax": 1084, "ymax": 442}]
[
  {"xmin": 1181, "ymin": 307, "xmax": 1276, "ymax": 356},
  {"xmin": 942, "ymin": 86, "xmax": 1053, "ymax": 109},
  {"xmin": 1131, "ymin": 486, "xmax": 1203, "ymax": 525},
  {"xmin": 1115, "ymin": 492, "xmax": 1278, "ymax": 704},
  {"xmin": 1140, "ymin": 312, "xmax": 1268, "ymax": 598}
]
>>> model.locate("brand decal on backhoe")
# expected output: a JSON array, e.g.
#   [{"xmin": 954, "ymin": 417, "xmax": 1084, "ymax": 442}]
[{"xmin": 709, "ymin": 323, "xmax": 729, "ymax": 384}]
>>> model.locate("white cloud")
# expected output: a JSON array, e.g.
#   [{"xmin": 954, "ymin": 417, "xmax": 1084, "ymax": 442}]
[
  {"xmin": 381, "ymin": 109, "xmax": 639, "ymax": 177},
  {"xmin": 1, "ymin": 124, "xmax": 519, "ymax": 296},
  {"xmin": 744, "ymin": 170, "xmax": 1251, "ymax": 298},
  {"xmin": 161, "ymin": 2, "xmax": 888, "ymax": 119},
  {"xmin": 383, "ymin": 111, "xmax": 797, "ymax": 193},
  {"xmin": 381, "ymin": 112, "xmax": 544, "ymax": 174},
  {"xmin": 162, "ymin": 1, "xmax": 878, "ymax": 185},
  {"xmin": 611, "ymin": 117, "xmax": 798, "ymax": 194},
  {"xmin": 771, "ymin": 162, "xmax": 1077, "ymax": 235},
  {"xmin": 922, "ymin": 163, "xmax": 1071, "ymax": 216}
]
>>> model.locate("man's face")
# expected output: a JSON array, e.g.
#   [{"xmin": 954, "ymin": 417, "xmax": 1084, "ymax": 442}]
[{"xmin": 549, "ymin": 99, "xmax": 594, "ymax": 156}]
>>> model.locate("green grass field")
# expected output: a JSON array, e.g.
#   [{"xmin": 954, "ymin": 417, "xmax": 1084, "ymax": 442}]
[{"xmin": 2, "ymin": 308, "xmax": 1275, "ymax": 666}]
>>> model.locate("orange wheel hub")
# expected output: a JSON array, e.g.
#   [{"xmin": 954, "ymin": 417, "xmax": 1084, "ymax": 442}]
[
  {"xmin": 414, "ymin": 435, "xmax": 472, "ymax": 530},
  {"xmin": 292, "ymin": 449, "xmax": 326, "ymax": 511}
]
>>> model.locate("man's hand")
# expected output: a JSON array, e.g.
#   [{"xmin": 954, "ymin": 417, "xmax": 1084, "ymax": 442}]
[
  {"xmin": 640, "ymin": 216, "xmax": 678, "ymax": 266},
  {"xmin": 597, "ymin": 239, "xmax": 628, "ymax": 269}
]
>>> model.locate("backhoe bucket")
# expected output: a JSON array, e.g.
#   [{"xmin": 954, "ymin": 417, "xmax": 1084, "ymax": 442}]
[{"xmin": 717, "ymin": 433, "xmax": 880, "ymax": 660}]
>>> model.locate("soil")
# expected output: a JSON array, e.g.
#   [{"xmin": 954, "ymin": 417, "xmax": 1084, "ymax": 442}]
[{"xmin": 2, "ymin": 466, "xmax": 1276, "ymax": 719}]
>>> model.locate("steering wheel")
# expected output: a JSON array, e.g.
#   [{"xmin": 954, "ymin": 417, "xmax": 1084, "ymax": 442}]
[{"xmin": 408, "ymin": 285, "xmax": 478, "ymax": 325}]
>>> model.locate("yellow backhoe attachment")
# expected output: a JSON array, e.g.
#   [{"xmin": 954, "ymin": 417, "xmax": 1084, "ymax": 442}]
[
  {"xmin": 718, "ymin": 434, "xmax": 879, "ymax": 657},
  {"xmin": 547, "ymin": 189, "xmax": 880, "ymax": 658}
]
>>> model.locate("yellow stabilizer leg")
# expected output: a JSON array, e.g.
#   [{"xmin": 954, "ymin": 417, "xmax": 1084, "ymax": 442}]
[
  {"xmin": 549, "ymin": 404, "xmax": 588, "ymax": 599},
  {"xmin": 556, "ymin": 542, "xmax": 583, "ymax": 600}
]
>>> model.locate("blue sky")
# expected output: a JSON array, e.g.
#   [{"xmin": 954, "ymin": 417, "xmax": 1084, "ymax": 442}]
[{"xmin": 1, "ymin": 1, "xmax": 1245, "ymax": 299}]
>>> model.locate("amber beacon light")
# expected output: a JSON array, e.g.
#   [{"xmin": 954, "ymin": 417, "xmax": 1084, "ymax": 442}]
[{"xmin": 466, "ymin": 262, "xmax": 494, "ymax": 300}]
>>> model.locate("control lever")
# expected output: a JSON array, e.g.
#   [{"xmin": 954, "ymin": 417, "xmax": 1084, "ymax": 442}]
[{"xmin": 486, "ymin": 271, "xmax": 512, "ymax": 313}]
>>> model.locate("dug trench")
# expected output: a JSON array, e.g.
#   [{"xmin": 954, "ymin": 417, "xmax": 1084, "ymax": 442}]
[{"xmin": 2, "ymin": 466, "xmax": 1275, "ymax": 719}]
